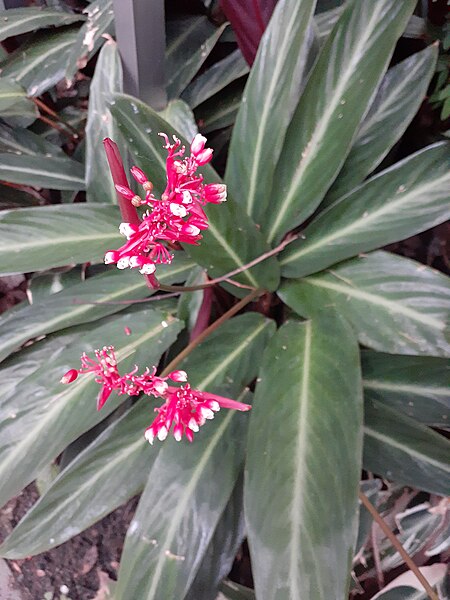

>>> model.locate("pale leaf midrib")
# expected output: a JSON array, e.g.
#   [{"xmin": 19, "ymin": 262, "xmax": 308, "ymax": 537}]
[
  {"xmin": 301, "ymin": 276, "xmax": 444, "ymax": 329},
  {"xmin": 1, "ymin": 230, "xmax": 120, "ymax": 253},
  {"xmin": 11, "ymin": 38, "xmax": 75, "ymax": 80},
  {"xmin": 363, "ymin": 379, "xmax": 449, "ymax": 397},
  {"xmin": 0, "ymin": 163, "xmax": 83, "ymax": 183}
]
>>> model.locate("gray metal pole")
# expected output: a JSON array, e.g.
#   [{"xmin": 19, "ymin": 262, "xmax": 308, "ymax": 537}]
[
  {"xmin": 0, "ymin": 0, "xmax": 27, "ymax": 8},
  {"xmin": 112, "ymin": 0, "xmax": 167, "ymax": 110}
]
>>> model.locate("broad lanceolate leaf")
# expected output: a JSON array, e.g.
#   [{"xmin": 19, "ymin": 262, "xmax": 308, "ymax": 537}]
[
  {"xmin": 65, "ymin": 0, "xmax": 115, "ymax": 83},
  {"xmin": 85, "ymin": 41, "xmax": 124, "ymax": 203},
  {"xmin": 0, "ymin": 153, "xmax": 84, "ymax": 191},
  {"xmin": 0, "ymin": 204, "xmax": 122, "ymax": 274},
  {"xmin": 181, "ymin": 49, "xmax": 249, "ymax": 109},
  {"xmin": 314, "ymin": 6, "xmax": 343, "ymax": 41},
  {"xmin": 158, "ymin": 99, "xmax": 198, "ymax": 141},
  {"xmin": 245, "ymin": 316, "xmax": 363, "ymax": 600},
  {"xmin": 225, "ymin": 0, "xmax": 317, "ymax": 225},
  {"xmin": 0, "ymin": 307, "xmax": 182, "ymax": 508},
  {"xmin": 111, "ymin": 94, "xmax": 280, "ymax": 292},
  {"xmin": 362, "ymin": 352, "xmax": 450, "ymax": 429},
  {"xmin": 0, "ymin": 7, "xmax": 83, "ymax": 41},
  {"xmin": 166, "ymin": 17, "xmax": 226, "ymax": 99},
  {"xmin": 323, "ymin": 45, "xmax": 438, "ymax": 205},
  {"xmin": 0, "ymin": 256, "xmax": 194, "ymax": 364},
  {"xmin": 0, "ymin": 79, "xmax": 36, "ymax": 118},
  {"xmin": 364, "ymin": 398, "xmax": 450, "ymax": 496},
  {"xmin": 0, "ymin": 121, "xmax": 63, "ymax": 157},
  {"xmin": 279, "ymin": 251, "xmax": 450, "ymax": 357},
  {"xmin": 198, "ymin": 79, "xmax": 246, "ymax": 134},
  {"xmin": 281, "ymin": 142, "xmax": 450, "ymax": 278},
  {"xmin": 114, "ymin": 314, "xmax": 275, "ymax": 600},
  {"xmin": 0, "ymin": 27, "xmax": 79, "ymax": 96},
  {"xmin": 266, "ymin": 0, "xmax": 416, "ymax": 244}
]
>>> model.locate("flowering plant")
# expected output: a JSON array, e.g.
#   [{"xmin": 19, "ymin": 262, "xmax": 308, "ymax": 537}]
[{"xmin": 0, "ymin": 1, "xmax": 449, "ymax": 599}]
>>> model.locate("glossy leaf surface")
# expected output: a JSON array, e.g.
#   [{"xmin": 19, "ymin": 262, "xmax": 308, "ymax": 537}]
[
  {"xmin": 115, "ymin": 314, "xmax": 275, "ymax": 599},
  {"xmin": 0, "ymin": 79, "xmax": 36, "ymax": 118},
  {"xmin": 245, "ymin": 316, "xmax": 363, "ymax": 600},
  {"xmin": 362, "ymin": 352, "xmax": 450, "ymax": 428},
  {"xmin": 198, "ymin": 80, "xmax": 245, "ymax": 134},
  {"xmin": 279, "ymin": 251, "xmax": 450, "ymax": 357},
  {"xmin": 281, "ymin": 143, "xmax": 450, "ymax": 277},
  {"xmin": 0, "ymin": 307, "xmax": 182, "ymax": 508},
  {"xmin": 111, "ymin": 94, "xmax": 280, "ymax": 292},
  {"xmin": 0, "ymin": 256, "xmax": 193, "ymax": 364},
  {"xmin": 0, "ymin": 121, "xmax": 63, "ymax": 157},
  {"xmin": 0, "ymin": 7, "xmax": 83, "ymax": 40},
  {"xmin": 266, "ymin": 0, "xmax": 415, "ymax": 244},
  {"xmin": 158, "ymin": 99, "xmax": 198, "ymax": 141},
  {"xmin": 364, "ymin": 398, "xmax": 450, "ymax": 496},
  {"xmin": 324, "ymin": 45, "xmax": 438, "ymax": 204},
  {"xmin": 0, "ymin": 28, "xmax": 78, "ymax": 96},
  {"xmin": 0, "ymin": 204, "xmax": 121, "ymax": 274},
  {"xmin": 225, "ymin": 0, "xmax": 317, "ymax": 224},
  {"xmin": 85, "ymin": 41, "xmax": 124, "ymax": 203},
  {"xmin": 0, "ymin": 153, "xmax": 84, "ymax": 190}
]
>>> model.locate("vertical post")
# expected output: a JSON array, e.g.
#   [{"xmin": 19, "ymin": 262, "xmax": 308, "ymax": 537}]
[
  {"xmin": 0, "ymin": 0, "xmax": 27, "ymax": 8},
  {"xmin": 112, "ymin": 0, "xmax": 167, "ymax": 110}
]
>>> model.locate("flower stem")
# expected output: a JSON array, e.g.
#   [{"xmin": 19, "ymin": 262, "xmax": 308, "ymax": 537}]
[
  {"xmin": 161, "ymin": 287, "xmax": 262, "ymax": 376},
  {"xmin": 358, "ymin": 491, "xmax": 439, "ymax": 600}
]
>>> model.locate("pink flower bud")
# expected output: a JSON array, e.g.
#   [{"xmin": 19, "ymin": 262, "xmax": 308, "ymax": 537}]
[
  {"xmin": 169, "ymin": 370, "xmax": 188, "ymax": 382},
  {"xmin": 130, "ymin": 166, "xmax": 147, "ymax": 185},
  {"xmin": 195, "ymin": 148, "xmax": 213, "ymax": 166},
  {"xmin": 104, "ymin": 251, "xmax": 119, "ymax": 264},
  {"xmin": 190, "ymin": 134, "xmax": 207, "ymax": 156},
  {"xmin": 60, "ymin": 369, "xmax": 78, "ymax": 384}
]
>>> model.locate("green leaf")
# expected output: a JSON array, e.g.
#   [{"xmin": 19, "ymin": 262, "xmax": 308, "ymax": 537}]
[
  {"xmin": 111, "ymin": 94, "xmax": 280, "ymax": 293},
  {"xmin": 65, "ymin": 0, "xmax": 115, "ymax": 83},
  {"xmin": 166, "ymin": 17, "xmax": 226, "ymax": 99},
  {"xmin": 182, "ymin": 49, "xmax": 249, "ymax": 109},
  {"xmin": 281, "ymin": 142, "xmax": 450, "ymax": 278},
  {"xmin": 0, "ymin": 256, "xmax": 194, "ymax": 364},
  {"xmin": 0, "ymin": 204, "xmax": 121, "ymax": 274},
  {"xmin": 363, "ymin": 398, "xmax": 450, "ymax": 496},
  {"xmin": 0, "ymin": 153, "xmax": 84, "ymax": 190},
  {"xmin": 0, "ymin": 307, "xmax": 182, "ymax": 508},
  {"xmin": 85, "ymin": 41, "xmax": 124, "ymax": 203},
  {"xmin": 279, "ymin": 251, "xmax": 450, "ymax": 357},
  {"xmin": 314, "ymin": 6, "xmax": 343, "ymax": 41},
  {"xmin": 0, "ymin": 79, "xmax": 37, "ymax": 118},
  {"xmin": 0, "ymin": 27, "xmax": 79, "ymax": 96},
  {"xmin": 198, "ymin": 79, "xmax": 245, "ymax": 134},
  {"xmin": 266, "ymin": 0, "xmax": 416, "ymax": 244},
  {"xmin": 225, "ymin": 0, "xmax": 317, "ymax": 224},
  {"xmin": 158, "ymin": 99, "xmax": 198, "ymax": 141},
  {"xmin": 323, "ymin": 45, "xmax": 439, "ymax": 205},
  {"xmin": 0, "ymin": 7, "xmax": 83, "ymax": 41},
  {"xmin": 219, "ymin": 581, "xmax": 255, "ymax": 600},
  {"xmin": 185, "ymin": 475, "xmax": 245, "ymax": 600},
  {"xmin": 245, "ymin": 316, "xmax": 363, "ymax": 600},
  {"xmin": 114, "ymin": 314, "xmax": 275, "ymax": 600},
  {"xmin": 362, "ymin": 352, "xmax": 450, "ymax": 429},
  {"xmin": 0, "ymin": 121, "xmax": 64, "ymax": 157}
]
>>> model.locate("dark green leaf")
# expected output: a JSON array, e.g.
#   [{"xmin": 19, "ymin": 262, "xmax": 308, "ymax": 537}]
[
  {"xmin": 0, "ymin": 121, "xmax": 64, "ymax": 157},
  {"xmin": 158, "ymin": 99, "xmax": 198, "ymax": 140},
  {"xmin": 281, "ymin": 143, "xmax": 450, "ymax": 278},
  {"xmin": 0, "ymin": 79, "xmax": 36, "ymax": 118},
  {"xmin": 0, "ymin": 204, "xmax": 121, "ymax": 274},
  {"xmin": 65, "ymin": 0, "xmax": 115, "ymax": 83},
  {"xmin": 0, "ymin": 27, "xmax": 79, "ymax": 96},
  {"xmin": 363, "ymin": 398, "xmax": 450, "ymax": 496},
  {"xmin": 182, "ymin": 49, "xmax": 249, "ymax": 109},
  {"xmin": 0, "ymin": 7, "xmax": 83, "ymax": 41},
  {"xmin": 85, "ymin": 40, "xmax": 124, "ymax": 203},
  {"xmin": 245, "ymin": 316, "xmax": 363, "ymax": 599},
  {"xmin": 0, "ymin": 153, "xmax": 84, "ymax": 190},
  {"xmin": 198, "ymin": 79, "xmax": 245, "ymax": 134},
  {"xmin": 266, "ymin": 0, "xmax": 416, "ymax": 244},
  {"xmin": 225, "ymin": 0, "xmax": 316, "ymax": 224},
  {"xmin": 362, "ymin": 352, "xmax": 450, "ymax": 429},
  {"xmin": 166, "ymin": 17, "xmax": 226, "ymax": 99},
  {"xmin": 279, "ymin": 251, "xmax": 450, "ymax": 357},
  {"xmin": 219, "ymin": 581, "xmax": 256, "ymax": 600},
  {"xmin": 111, "ymin": 94, "xmax": 280, "ymax": 293},
  {"xmin": 114, "ymin": 314, "xmax": 275, "ymax": 599},
  {"xmin": 0, "ymin": 307, "xmax": 182, "ymax": 508},
  {"xmin": 314, "ymin": 6, "xmax": 343, "ymax": 41},
  {"xmin": 324, "ymin": 45, "xmax": 439, "ymax": 205},
  {"xmin": 0, "ymin": 256, "xmax": 194, "ymax": 364}
]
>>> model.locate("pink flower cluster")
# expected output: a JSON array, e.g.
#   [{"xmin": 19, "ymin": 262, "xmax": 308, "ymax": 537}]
[
  {"xmin": 61, "ymin": 345, "xmax": 250, "ymax": 443},
  {"xmin": 104, "ymin": 133, "xmax": 226, "ymax": 277}
]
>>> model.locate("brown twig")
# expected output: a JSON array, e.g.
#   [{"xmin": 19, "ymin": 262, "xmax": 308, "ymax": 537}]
[
  {"xmin": 38, "ymin": 115, "xmax": 74, "ymax": 139},
  {"xmin": 359, "ymin": 491, "xmax": 439, "ymax": 600},
  {"xmin": 161, "ymin": 287, "xmax": 262, "ymax": 376},
  {"xmin": 32, "ymin": 97, "xmax": 80, "ymax": 137}
]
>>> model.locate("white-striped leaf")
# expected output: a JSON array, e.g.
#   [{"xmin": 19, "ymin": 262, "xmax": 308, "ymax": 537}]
[
  {"xmin": 281, "ymin": 142, "xmax": 450, "ymax": 277},
  {"xmin": 225, "ymin": 0, "xmax": 317, "ymax": 224},
  {"xmin": 0, "ymin": 78, "xmax": 36, "ymax": 118},
  {"xmin": 245, "ymin": 316, "xmax": 363, "ymax": 599},
  {"xmin": 279, "ymin": 251, "xmax": 450, "ymax": 357},
  {"xmin": 0, "ymin": 153, "xmax": 85, "ymax": 190},
  {"xmin": 265, "ymin": 0, "xmax": 416, "ymax": 244},
  {"xmin": 0, "ymin": 7, "xmax": 83, "ymax": 41}
]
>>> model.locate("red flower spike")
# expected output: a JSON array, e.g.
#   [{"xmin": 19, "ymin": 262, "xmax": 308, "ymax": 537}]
[{"xmin": 62, "ymin": 346, "xmax": 250, "ymax": 443}]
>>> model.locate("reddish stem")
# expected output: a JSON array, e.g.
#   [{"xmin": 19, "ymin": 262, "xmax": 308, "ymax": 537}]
[{"xmin": 190, "ymin": 286, "xmax": 214, "ymax": 342}]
